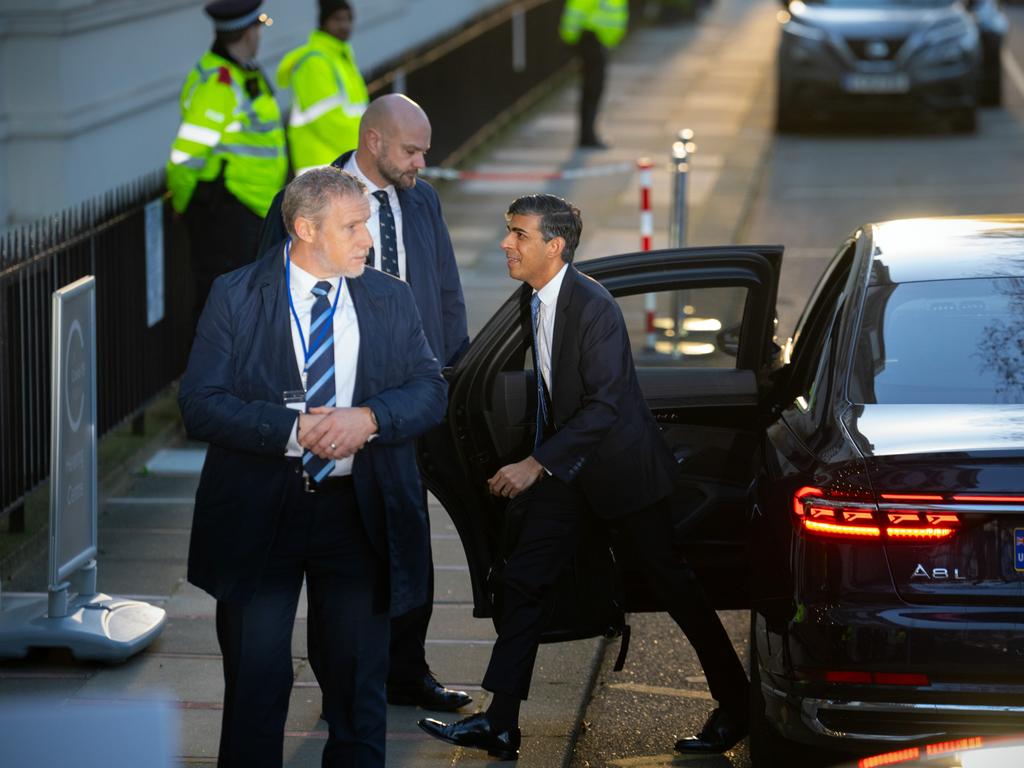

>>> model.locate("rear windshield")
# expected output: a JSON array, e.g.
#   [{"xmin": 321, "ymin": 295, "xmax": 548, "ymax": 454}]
[{"xmin": 850, "ymin": 277, "xmax": 1024, "ymax": 404}]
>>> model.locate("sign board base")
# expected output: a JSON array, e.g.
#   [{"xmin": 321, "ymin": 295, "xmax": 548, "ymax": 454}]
[{"xmin": 0, "ymin": 592, "xmax": 165, "ymax": 662}]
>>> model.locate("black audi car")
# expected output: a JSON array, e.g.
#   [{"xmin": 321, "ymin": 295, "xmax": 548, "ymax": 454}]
[{"xmin": 419, "ymin": 216, "xmax": 1024, "ymax": 763}]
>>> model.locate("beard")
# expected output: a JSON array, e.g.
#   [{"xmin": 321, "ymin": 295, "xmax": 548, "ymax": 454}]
[{"xmin": 377, "ymin": 148, "xmax": 416, "ymax": 190}]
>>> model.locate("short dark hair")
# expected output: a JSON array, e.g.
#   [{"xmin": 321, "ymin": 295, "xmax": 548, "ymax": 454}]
[
  {"xmin": 506, "ymin": 194, "xmax": 582, "ymax": 263},
  {"xmin": 213, "ymin": 27, "xmax": 250, "ymax": 47},
  {"xmin": 319, "ymin": 0, "xmax": 353, "ymax": 27}
]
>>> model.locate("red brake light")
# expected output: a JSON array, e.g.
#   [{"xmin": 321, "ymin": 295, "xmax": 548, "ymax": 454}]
[
  {"xmin": 793, "ymin": 488, "xmax": 961, "ymax": 542},
  {"xmin": 924, "ymin": 737, "xmax": 984, "ymax": 756},
  {"xmin": 826, "ymin": 670, "xmax": 872, "ymax": 683},
  {"xmin": 859, "ymin": 747, "xmax": 921, "ymax": 768},
  {"xmin": 823, "ymin": 670, "xmax": 929, "ymax": 686}
]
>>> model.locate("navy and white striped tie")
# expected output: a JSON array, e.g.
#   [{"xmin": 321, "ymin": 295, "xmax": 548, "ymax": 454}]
[{"xmin": 303, "ymin": 280, "xmax": 337, "ymax": 484}]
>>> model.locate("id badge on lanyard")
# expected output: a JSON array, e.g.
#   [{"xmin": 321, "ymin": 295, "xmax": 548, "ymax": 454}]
[{"xmin": 283, "ymin": 237, "xmax": 342, "ymax": 402}]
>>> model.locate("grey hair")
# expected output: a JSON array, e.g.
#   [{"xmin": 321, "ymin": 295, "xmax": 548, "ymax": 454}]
[{"xmin": 281, "ymin": 166, "xmax": 367, "ymax": 238}]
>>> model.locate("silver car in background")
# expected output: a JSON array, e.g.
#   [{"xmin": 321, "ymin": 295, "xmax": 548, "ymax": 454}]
[{"xmin": 776, "ymin": 0, "xmax": 986, "ymax": 132}]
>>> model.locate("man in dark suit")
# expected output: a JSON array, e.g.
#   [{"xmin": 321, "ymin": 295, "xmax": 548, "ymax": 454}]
[
  {"xmin": 258, "ymin": 94, "xmax": 471, "ymax": 712},
  {"xmin": 417, "ymin": 194, "xmax": 749, "ymax": 761},
  {"xmin": 180, "ymin": 166, "xmax": 447, "ymax": 767}
]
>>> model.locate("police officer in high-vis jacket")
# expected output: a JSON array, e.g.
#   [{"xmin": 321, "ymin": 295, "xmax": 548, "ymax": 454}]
[
  {"xmin": 277, "ymin": 0, "xmax": 370, "ymax": 175},
  {"xmin": 559, "ymin": 0, "xmax": 628, "ymax": 149},
  {"xmin": 167, "ymin": 0, "xmax": 287, "ymax": 318}
]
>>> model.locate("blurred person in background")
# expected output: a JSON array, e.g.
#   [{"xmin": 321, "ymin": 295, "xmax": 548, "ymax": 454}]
[
  {"xmin": 559, "ymin": 0, "xmax": 628, "ymax": 149},
  {"xmin": 167, "ymin": 0, "xmax": 287, "ymax": 320},
  {"xmin": 277, "ymin": 0, "xmax": 370, "ymax": 175}
]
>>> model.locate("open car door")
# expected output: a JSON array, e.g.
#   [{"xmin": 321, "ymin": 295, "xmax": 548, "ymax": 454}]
[{"xmin": 420, "ymin": 246, "xmax": 783, "ymax": 643}]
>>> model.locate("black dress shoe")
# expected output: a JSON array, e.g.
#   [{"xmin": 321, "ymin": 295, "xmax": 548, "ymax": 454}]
[
  {"xmin": 674, "ymin": 707, "xmax": 748, "ymax": 754},
  {"xmin": 387, "ymin": 673, "xmax": 472, "ymax": 711},
  {"xmin": 418, "ymin": 713, "xmax": 521, "ymax": 760}
]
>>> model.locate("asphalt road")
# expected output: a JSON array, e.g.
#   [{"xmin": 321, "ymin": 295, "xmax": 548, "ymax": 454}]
[{"xmin": 569, "ymin": 6, "xmax": 1024, "ymax": 768}]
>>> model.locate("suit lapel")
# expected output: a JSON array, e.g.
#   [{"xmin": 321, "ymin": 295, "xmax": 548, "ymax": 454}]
[
  {"xmin": 397, "ymin": 185, "xmax": 423, "ymax": 287},
  {"xmin": 346, "ymin": 273, "xmax": 387, "ymax": 404},
  {"xmin": 258, "ymin": 243, "xmax": 303, "ymax": 392},
  {"xmin": 549, "ymin": 265, "xmax": 576, "ymax": 388}
]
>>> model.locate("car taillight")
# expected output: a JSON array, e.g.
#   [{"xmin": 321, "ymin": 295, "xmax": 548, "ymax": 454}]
[
  {"xmin": 793, "ymin": 487, "xmax": 961, "ymax": 542},
  {"xmin": 858, "ymin": 747, "xmax": 922, "ymax": 768}
]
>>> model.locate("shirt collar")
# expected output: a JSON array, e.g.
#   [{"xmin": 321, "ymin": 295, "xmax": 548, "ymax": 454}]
[
  {"xmin": 345, "ymin": 152, "xmax": 395, "ymax": 199},
  {"xmin": 534, "ymin": 263, "xmax": 569, "ymax": 308},
  {"xmin": 286, "ymin": 247, "xmax": 341, "ymax": 299}
]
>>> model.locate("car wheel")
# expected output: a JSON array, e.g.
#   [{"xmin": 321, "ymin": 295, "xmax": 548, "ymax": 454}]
[
  {"xmin": 748, "ymin": 613, "xmax": 838, "ymax": 767},
  {"xmin": 949, "ymin": 107, "xmax": 977, "ymax": 133},
  {"xmin": 775, "ymin": 83, "xmax": 802, "ymax": 133},
  {"xmin": 979, "ymin": 70, "xmax": 1002, "ymax": 107}
]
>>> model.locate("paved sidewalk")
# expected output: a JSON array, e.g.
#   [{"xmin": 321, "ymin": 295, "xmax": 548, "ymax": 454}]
[{"xmin": 0, "ymin": 0, "xmax": 777, "ymax": 765}]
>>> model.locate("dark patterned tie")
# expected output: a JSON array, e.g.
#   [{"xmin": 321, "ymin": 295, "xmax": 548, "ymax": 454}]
[
  {"xmin": 302, "ymin": 280, "xmax": 336, "ymax": 484},
  {"xmin": 371, "ymin": 190, "xmax": 400, "ymax": 277},
  {"xmin": 531, "ymin": 293, "xmax": 549, "ymax": 450}
]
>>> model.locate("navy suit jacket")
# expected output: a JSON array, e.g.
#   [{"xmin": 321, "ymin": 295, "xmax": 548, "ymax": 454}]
[
  {"xmin": 258, "ymin": 151, "xmax": 469, "ymax": 366},
  {"xmin": 526, "ymin": 265, "xmax": 676, "ymax": 519},
  {"xmin": 180, "ymin": 244, "xmax": 447, "ymax": 614}
]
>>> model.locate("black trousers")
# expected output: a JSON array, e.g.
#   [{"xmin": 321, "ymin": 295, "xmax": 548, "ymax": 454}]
[
  {"xmin": 577, "ymin": 30, "xmax": 607, "ymax": 145},
  {"xmin": 215, "ymin": 477, "xmax": 389, "ymax": 768},
  {"xmin": 387, "ymin": 509, "xmax": 434, "ymax": 685},
  {"xmin": 481, "ymin": 476, "xmax": 749, "ymax": 710},
  {"xmin": 308, "ymin": 495, "xmax": 434, "ymax": 690},
  {"xmin": 185, "ymin": 182, "xmax": 262, "ymax": 324}
]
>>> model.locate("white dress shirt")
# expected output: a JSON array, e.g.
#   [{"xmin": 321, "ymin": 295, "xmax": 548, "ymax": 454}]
[
  {"xmin": 344, "ymin": 153, "xmax": 407, "ymax": 281},
  {"xmin": 533, "ymin": 263, "xmax": 568, "ymax": 395},
  {"xmin": 284, "ymin": 256, "xmax": 360, "ymax": 476}
]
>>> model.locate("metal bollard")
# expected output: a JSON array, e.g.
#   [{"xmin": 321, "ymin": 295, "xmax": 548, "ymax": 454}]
[
  {"xmin": 669, "ymin": 129, "xmax": 696, "ymax": 248},
  {"xmin": 637, "ymin": 158, "xmax": 657, "ymax": 351},
  {"xmin": 669, "ymin": 130, "xmax": 696, "ymax": 358}
]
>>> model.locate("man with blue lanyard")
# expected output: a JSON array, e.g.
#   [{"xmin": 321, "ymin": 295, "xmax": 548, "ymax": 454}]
[{"xmin": 180, "ymin": 167, "xmax": 446, "ymax": 767}]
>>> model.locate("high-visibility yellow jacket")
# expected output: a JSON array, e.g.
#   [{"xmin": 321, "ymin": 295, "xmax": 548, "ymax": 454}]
[
  {"xmin": 167, "ymin": 51, "xmax": 287, "ymax": 217},
  {"xmin": 559, "ymin": 0, "xmax": 629, "ymax": 49},
  {"xmin": 277, "ymin": 30, "xmax": 369, "ymax": 174}
]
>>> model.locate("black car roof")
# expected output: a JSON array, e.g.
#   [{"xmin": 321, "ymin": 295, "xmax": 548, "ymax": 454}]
[{"xmin": 866, "ymin": 216, "xmax": 1024, "ymax": 285}]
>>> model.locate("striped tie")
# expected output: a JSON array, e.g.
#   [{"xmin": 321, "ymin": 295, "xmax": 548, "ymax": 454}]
[
  {"xmin": 302, "ymin": 280, "xmax": 337, "ymax": 484},
  {"xmin": 531, "ymin": 293, "xmax": 549, "ymax": 449}
]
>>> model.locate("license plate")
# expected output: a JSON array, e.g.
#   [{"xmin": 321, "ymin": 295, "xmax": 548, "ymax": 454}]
[
  {"xmin": 1015, "ymin": 528, "xmax": 1024, "ymax": 573},
  {"xmin": 843, "ymin": 73, "xmax": 910, "ymax": 94}
]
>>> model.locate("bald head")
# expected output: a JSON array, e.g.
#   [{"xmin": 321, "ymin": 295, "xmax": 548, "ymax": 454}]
[{"xmin": 355, "ymin": 94, "xmax": 431, "ymax": 190}]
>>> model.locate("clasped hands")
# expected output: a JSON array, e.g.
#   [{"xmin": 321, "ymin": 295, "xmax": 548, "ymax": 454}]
[
  {"xmin": 488, "ymin": 456, "xmax": 545, "ymax": 499},
  {"xmin": 298, "ymin": 406, "xmax": 377, "ymax": 460}
]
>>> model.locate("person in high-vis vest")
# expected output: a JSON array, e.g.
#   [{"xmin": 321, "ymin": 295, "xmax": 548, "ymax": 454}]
[
  {"xmin": 167, "ymin": 0, "xmax": 287, "ymax": 320},
  {"xmin": 277, "ymin": 0, "xmax": 369, "ymax": 175},
  {"xmin": 559, "ymin": 0, "xmax": 629, "ymax": 149}
]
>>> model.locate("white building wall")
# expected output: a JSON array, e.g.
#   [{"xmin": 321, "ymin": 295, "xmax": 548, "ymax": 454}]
[{"xmin": 0, "ymin": 0, "xmax": 508, "ymax": 228}]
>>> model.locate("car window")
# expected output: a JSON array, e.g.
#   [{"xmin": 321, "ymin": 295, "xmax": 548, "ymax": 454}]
[
  {"xmin": 849, "ymin": 277, "xmax": 1024, "ymax": 404},
  {"xmin": 614, "ymin": 286, "xmax": 748, "ymax": 368},
  {"xmin": 786, "ymin": 242, "xmax": 854, "ymax": 399}
]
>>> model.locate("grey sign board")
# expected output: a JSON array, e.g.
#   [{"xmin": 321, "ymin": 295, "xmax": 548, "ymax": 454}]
[
  {"xmin": 49, "ymin": 276, "xmax": 98, "ymax": 588},
  {"xmin": 145, "ymin": 199, "xmax": 164, "ymax": 327}
]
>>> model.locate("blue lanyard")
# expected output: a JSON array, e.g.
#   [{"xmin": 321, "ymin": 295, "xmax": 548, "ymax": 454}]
[{"xmin": 284, "ymin": 237, "xmax": 343, "ymax": 375}]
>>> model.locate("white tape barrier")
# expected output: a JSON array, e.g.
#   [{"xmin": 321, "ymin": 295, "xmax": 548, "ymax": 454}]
[{"xmin": 418, "ymin": 161, "xmax": 636, "ymax": 182}]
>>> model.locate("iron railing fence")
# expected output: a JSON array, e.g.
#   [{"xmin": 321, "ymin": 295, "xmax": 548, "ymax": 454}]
[
  {"xmin": 365, "ymin": 0, "xmax": 576, "ymax": 164},
  {"xmin": 0, "ymin": 0, "xmax": 649, "ymax": 528},
  {"xmin": 0, "ymin": 174, "xmax": 193, "ymax": 526}
]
